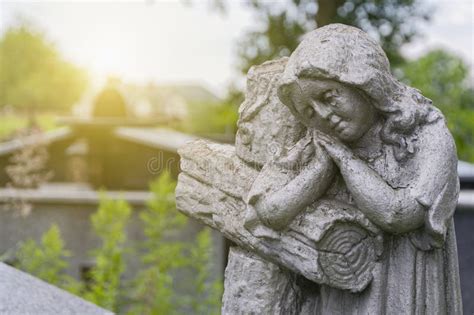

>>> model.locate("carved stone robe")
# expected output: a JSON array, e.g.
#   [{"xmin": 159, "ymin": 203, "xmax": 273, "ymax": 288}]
[{"xmin": 317, "ymin": 115, "xmax": 462, "ymax": 314}]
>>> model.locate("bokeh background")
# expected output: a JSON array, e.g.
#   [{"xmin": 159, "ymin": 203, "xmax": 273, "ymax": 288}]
[{"xmin": 0, "ymin": 0, "xmax": 473, "ymax": 314}]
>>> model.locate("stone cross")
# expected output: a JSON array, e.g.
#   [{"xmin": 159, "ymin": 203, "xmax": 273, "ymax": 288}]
[{"xmin": 176, "ymin": 24, "xmax": 461, "ymax": 314}]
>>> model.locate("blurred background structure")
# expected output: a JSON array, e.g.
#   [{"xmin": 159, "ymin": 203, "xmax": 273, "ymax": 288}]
[{"xmin": 0, "ymin": 0, "xmax": 473, "ymax": 313}]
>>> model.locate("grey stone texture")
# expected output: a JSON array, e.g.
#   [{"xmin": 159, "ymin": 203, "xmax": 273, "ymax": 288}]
[
  {"xmin": 178, "ymin": 141, "xmax": 380, "ymax": 292},
  {"xmin": 0, "ymin": 262, "xmax": 111, "ymax": 315},
  {"xmin": 176, "ymin": 24, "xmax": 462, "ymax": 314}
]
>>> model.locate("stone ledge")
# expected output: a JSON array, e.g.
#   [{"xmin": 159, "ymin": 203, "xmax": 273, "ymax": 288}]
[{"xmin": 0, "ymin": 263, "xmax": 112, "ymax": 315}]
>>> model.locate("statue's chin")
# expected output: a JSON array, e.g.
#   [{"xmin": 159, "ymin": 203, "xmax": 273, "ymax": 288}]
[
  {"xmin": 334, "ymin": 128, "xmax": 357, "ymax": 143},
  {"xmin": 336, "ymin": 123, "xmax": 374, "ymax": 144}
]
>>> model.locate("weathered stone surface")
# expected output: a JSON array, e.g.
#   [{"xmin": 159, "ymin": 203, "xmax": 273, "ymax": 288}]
[
  {"xmin": 176, "ymin": 23, "xmax": 462, "ymax": 314},
  {"xmin": 177, "ymin": 140, "xmax": 381, "ymax": 292},
  {"xmin": 179, "ymin": 140, "xmax": 256, "ymax": 199},
  {"xmin": 222, "ymin": 246, "xmax": 321, "ymax": 315},
  {"xmin": 222, "ymin": 247, "xmax": 296, "ymax": 315},
  {"xmin": 0, "ymin": 263, "xmax": 112, "ymax": 315},
  {"xmin": 236, "ymin": 58, "xmax": 305, "ymax": 167}
]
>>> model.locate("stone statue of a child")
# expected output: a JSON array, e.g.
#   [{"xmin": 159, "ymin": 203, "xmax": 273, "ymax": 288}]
[{"xmin": 243, "ymin": 24, "xmax": 462, "ymax": 314}]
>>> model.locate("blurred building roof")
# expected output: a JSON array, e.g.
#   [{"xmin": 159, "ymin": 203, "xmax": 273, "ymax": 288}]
[
  {"xmin": 0, "ymin": 128, "xmax": 73, "ymax": 156},
  {"xmin": 0, "ymin": 126, "xmax": 198, "ymax": 190},
  {"xmin": 0, "ymin": 126, "xmax": 197, "ymax": 158},
  {"xmin": 73, "ymin": 82, "xmax": 221, "ymax": 121},
  {"xmin": 121, "ymin": 83, "xmax": 221, "ymax": 120},
  {"xmin": 114, "ymin": 127, "xmax": 197, "ymax": 152},
  {"xmin": 149, "ymin": 84, "xmax": 220, "ymax": 104}
]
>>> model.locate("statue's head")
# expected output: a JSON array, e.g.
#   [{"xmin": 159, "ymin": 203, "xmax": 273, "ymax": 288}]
[
  {"xmin": 278, "ymin": 24, "xmax": 439, "ymax": 159},
  {"xmin": 289, "ymin": 77, "xmax": 377, "ymax": 143}
]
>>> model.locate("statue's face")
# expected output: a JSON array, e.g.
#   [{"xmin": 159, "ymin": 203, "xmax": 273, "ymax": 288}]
[{"xmin": 292, "ymin": 78, "xmax": 376, "ymax": 143}]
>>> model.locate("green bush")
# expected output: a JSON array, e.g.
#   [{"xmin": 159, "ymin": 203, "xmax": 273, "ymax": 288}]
[
  {"xmin": 16, "ymin": 224, "xmax": 82, "ymax": 294},
  {"xmin": 84, "ymin": 196, "xmax": 131, "ymax": 311},
  {"xmin": 179, "ymin": 101, "xmax": 238, "ymax": 137},
  {"xmin": 188, "ymin": 228, "xmax": 223, "ymax": 315},
  {"xmin": 129, "ymin": 171, "xmax": 222, "ymax": 314},
  {"xmin": 128, "ymin": 171, "xmax": 188, "ymax": 314},
  {"xmin": 14, "ymin": 172, "xmax": 223, "ymax": 314},
  {"xmin": 400, "ymin": 49, "xmax": 474, "ymax": 162}
]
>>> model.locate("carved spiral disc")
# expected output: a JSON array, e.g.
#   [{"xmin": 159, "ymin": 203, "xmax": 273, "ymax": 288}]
[{"xmin": 317, "ymin": 223, "xmax": 377, "ymax": 292}]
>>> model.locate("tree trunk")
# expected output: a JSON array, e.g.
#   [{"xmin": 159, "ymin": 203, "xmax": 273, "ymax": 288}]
[{"xmin": 316, "ymin": 0, "xmax": 345, "ymax": 27}]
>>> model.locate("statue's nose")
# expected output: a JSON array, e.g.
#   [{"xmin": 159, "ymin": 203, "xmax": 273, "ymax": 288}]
[{"xmin": 313, "ymin": 103, "xmax": 332, "ymax": 120}]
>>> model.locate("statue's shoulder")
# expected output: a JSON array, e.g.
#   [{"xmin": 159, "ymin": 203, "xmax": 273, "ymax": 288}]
[
  {"xmin": 407, "ymin": 106, "xmax": 458, "ymax": 197},
  {"xmin": 415, "ymin": 107, "xmax": 456, "ymax": 160}
]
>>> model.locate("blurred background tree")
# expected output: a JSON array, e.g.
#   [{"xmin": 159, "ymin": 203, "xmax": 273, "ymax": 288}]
[
  {"xmin": 399, "ymin": 50, "xmax": 474, "ymax": 162},
  {"xmin": 0, "ymin": 23, "xmax": 88, "ymax": 124},
  {"xmin": 179, "ymin": 100, "xmax": 239, "ymax": 142},
  {"xmin": 213, "ymin": 0, "xmax": 431, "ymax": 74},
  {"xmin": 209, "ymin": 0, "xmax": 473, "ymax": 162},
  {"xmin": 207, "ymin": 0, "xmax": 432, "ymax": 136}
]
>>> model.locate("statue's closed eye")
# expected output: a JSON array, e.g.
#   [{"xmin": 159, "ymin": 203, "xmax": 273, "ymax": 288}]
[{"xmin": 322, "ymin": 89, "xmax": 339, "ymax": 107}]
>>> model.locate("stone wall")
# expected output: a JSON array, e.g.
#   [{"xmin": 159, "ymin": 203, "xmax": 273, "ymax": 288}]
[{"xmin": 0, "ymin": 188, "xmax": 225, "ymax": 293}]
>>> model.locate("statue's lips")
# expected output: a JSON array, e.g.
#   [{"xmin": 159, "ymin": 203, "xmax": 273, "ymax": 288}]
[{"xmin": 331, "ymin": 120, "xmax": 346, "ymax": 133}]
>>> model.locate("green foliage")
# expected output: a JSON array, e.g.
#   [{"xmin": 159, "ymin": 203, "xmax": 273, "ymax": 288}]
[
  {"xmin": 214, "ymin": 0, "xmax": 430, "ymax": 74},
  {"xmin": 16, "ymin": 224, "xmax": 81, "ymax": 293},
  {"xmin": 188, "ymin": 229, "xmax": 223, "ymax": 315},
  {"xmin": 13, "ymin": 174, "xmax": 223, "ymax": 313},
  {"xmin": 181, "ymin": 101, "xmax": 239, "ymax": 137},
  {"xmin": 0, "ymin": 23, "xmax": 88, "ymax": 113},
  {"xmin": 129, "ymin": 171, "xmax": 188, "ymax": 314},
  {"xmin": 0, "ymin": 112, "xmax": 57, "ymax": 141},
  {"xmin": 85, "ymin": 196, "xmax": 131, "ymax": 311},
  {"xmin": 207, "ymin": 0, "xmax": 432, "ymax": 115},
  {"xmin": 400, "ymin": 49, "xmax": 474, "ymax": 162},
  {"xmin": 16, "ymin": 224, "xmax": 68, "ymax": 284},
  {"xmin": 128, "ymin": 172, "xmax": 223, "ymax": 314}
]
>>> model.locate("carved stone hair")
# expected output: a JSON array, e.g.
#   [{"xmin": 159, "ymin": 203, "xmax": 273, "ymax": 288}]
[{"xmin": 277, "ymin": 24, "xmax": 440, "ymax": 161}]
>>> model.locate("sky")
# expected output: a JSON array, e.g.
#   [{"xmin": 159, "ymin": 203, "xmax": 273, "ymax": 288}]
[{"xmin": 0, "ymin": 0, "xmax": 473, "ymax": 97}]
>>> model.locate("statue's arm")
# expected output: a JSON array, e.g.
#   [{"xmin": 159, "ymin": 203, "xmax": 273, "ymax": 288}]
[
  {"xmin": 329, "ymin": 152, "xmax": 425, "ymax": 234},
  {"xmin": 317, "ymin": 123, "xmax": 457, "ymax": 235},
  {"xmin": 249, "ymin": 146, "xmax": 336, "ymax": 230}
]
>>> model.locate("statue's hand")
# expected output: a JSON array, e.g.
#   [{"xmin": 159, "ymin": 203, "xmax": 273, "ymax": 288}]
[
  {"xmin": 244, "ymin": 206, "xmax": 280, "ymax": 240},
  {"xmin": 276, "ymin": 132, "xmax": 314, "ymax": 169},
  {"xmin": 313, "ymin": 130, "xmax": 354, "ymax": 167}
]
